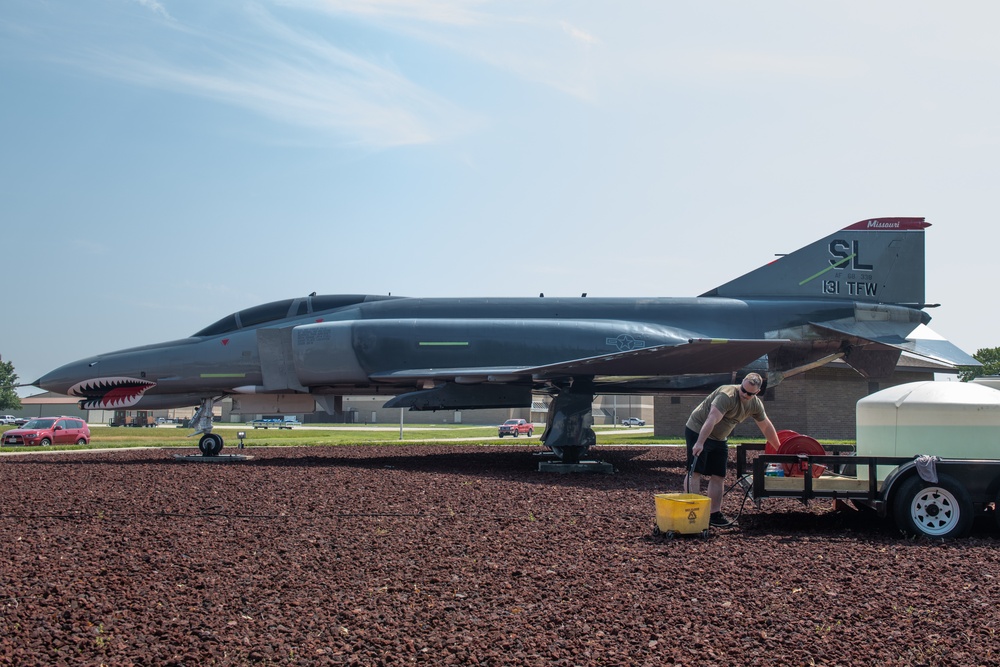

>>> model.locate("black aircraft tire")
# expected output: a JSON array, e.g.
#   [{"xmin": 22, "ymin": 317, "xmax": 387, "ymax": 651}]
[
  {"xmin": 893, "ymin": 473, "xmax": 973, "ymax": 539},
  {"xmin": 198, "ymin": 433, "xmax": 224, "ymax": 457}
]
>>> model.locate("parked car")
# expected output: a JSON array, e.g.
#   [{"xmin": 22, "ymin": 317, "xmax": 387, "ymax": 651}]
[
  {"xmin": 1, "ymin": 417, "xmax": 91, "ymax": 446},
  {"xmin": 0, "ymin": 415, "xmax": 16, "ymax": 425},
  {"xmin": 252, "ymin": 417, "xmax": 300, "ymax": 429},
  {"xmin": 498, "ymin": 419, "xmax": 533, "ymax": 438},
  {"xmin": 621, "ymin": 417, "xmax": 646, "ymax": 427},
  {"xmin": 13, "ymin": 417, "xmax": 29, "ymax": 426}
]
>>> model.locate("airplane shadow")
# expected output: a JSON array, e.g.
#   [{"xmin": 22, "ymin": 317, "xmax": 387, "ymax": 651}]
[
  {"xmin": 243, "ymin": 446, "xmax": 688, "ymax": 491},
  {"xmin": 7, "ymin": 445, "xmax": 692, "ymax": 491}
]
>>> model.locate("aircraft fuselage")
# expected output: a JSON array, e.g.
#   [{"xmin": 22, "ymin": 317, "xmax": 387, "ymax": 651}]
[{"xmin": 36, "ymin": 295, "xmax": 869, "ymax": 408}]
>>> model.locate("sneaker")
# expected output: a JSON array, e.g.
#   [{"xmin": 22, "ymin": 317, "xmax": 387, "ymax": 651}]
[{"xmin": 709, "ymin": 511, "xmax": 734, "ymax": 527}]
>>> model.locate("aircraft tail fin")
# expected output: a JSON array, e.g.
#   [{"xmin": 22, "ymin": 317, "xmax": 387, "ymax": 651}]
[{"xmin": 701, "ymin": 217, "xmax": 929, "ymax": 306}]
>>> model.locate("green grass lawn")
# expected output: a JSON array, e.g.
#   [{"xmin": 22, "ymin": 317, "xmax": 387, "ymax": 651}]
[{"xmin": 0, "ymin": 423, "xmax": 851, "ymax": 453}]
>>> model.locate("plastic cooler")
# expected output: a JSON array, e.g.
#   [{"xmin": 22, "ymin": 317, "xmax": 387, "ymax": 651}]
[{"xmin": 654, "ymin": 493, "xmax": 710, "ymax": 536}]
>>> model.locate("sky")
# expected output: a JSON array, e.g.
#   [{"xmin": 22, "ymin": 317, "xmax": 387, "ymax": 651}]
[{"xmin": 3, "ymin": 1, "xmax": 999, "ymax": 394}]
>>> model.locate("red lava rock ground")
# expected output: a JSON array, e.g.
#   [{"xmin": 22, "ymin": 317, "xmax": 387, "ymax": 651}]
[{"xmin": 1, "ymin": 444, "xmax": 998, "ymax": 666}]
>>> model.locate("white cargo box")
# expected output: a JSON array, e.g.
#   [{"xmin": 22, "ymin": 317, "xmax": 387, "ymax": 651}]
[{"xmin": 856, "ymin": 381, "xmax": 1000, "ymax": 479}]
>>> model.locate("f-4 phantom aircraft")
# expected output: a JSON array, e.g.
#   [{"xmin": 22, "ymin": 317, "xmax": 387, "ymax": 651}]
[{"xmin": 35, "ymin": 217, "xmax": 978, "ymax": 461}]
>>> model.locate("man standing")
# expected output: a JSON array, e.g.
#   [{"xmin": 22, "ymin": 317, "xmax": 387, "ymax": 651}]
[{"xmin": 684, "ymin": 372, "xmax": 780, "ymax": 527}]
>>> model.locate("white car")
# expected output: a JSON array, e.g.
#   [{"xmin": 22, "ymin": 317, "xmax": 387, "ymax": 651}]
[
  {"xmin": 621, "ymin": 417, "xmax": 646, "ymax": 427},
  {"xmin": 0, "ymin": 415, "xmax": 16, "ymax": 425}
]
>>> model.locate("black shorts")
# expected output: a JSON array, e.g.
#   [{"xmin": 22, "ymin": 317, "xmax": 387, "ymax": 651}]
[{"xmin": 685, "ymin": 427, "xmax": 728, "ymax": 478}]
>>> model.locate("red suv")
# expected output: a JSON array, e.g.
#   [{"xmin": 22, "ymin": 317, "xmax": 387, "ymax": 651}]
[{"xmin": 1, "ymin": 417, "xmax": 91, "ymax": 446}]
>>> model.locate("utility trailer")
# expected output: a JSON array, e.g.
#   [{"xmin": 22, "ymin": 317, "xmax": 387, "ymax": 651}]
[
  {"xmin": 109, "ymin": 410, "xmax": 156, "ymax": 427},
  {"xmin": 735, "ymin": 444, "xmax": 1000, "ymax": 539},
  {"xmin": 730, "ymin": 380, "xmax": 1000, "ymax": 539}
]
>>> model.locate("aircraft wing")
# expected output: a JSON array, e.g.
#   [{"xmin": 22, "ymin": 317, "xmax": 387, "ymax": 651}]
[
  {"xmin": 368, "ymin": 367, "xmax": 533, "ymax": 383},
  {"xmin": 524, "ymin": 338, "xmax": 785, "ymax": 377},
  {"xmin": 812, "ymin": 320, "xmax": 979, "ymax": 368},
  {"xmin": 369, "ymin": 338, "xmax": 786, "ymax": 384}
]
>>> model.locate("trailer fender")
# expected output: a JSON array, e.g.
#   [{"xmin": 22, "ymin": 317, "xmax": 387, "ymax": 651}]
[{"xmin": 879, "ymin": 460, "xmax": 919, "ymax": 515}]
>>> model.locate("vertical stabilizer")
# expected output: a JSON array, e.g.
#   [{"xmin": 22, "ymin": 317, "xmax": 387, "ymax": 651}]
[{"xmin": 701, "ymin": 217, "xmax": 928, "ymax": 305}]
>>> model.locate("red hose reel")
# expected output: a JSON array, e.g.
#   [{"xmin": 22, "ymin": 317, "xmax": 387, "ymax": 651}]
[{"xmin": 767, "ymin": 429, "xmax": 827, "ymax": 478}]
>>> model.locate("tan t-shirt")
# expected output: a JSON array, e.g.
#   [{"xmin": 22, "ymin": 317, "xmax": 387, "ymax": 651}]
[{"xmin": 685, "ymin": 384, "xmax": 767, "ymax": 441}]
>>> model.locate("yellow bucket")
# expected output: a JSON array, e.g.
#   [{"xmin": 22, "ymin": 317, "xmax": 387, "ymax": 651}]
[{"xmin": 654, "ymin": 493, "xmax": 711, "ymax": 536}]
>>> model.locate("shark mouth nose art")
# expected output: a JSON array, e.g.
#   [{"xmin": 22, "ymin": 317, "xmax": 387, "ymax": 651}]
[{"xmin": 68, "ymin": 377, "xmax": 156, "ymax": 409}]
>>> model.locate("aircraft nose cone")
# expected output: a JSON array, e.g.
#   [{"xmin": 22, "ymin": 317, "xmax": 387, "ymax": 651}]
[{"xmin": 36, "ymin": 358, "xmax": 98, "ymax": 395}]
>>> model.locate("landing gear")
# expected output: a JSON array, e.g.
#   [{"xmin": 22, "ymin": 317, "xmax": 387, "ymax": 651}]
[
  {"xmin": 540, "ymin": 390, "xmax": 597, "ymax": 464},
  {"xmin": 190, "ymin": 397, "xmax": 223, "ymax": 457},
  {"xmin": 198, "ymin": 432, "xmax": 224, "ymax": 457}
]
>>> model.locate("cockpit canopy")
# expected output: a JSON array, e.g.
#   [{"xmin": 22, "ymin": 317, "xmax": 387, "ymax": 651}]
[{"xmin": 193, "ymin": 294, "xmax": 401, "ymax": 337}]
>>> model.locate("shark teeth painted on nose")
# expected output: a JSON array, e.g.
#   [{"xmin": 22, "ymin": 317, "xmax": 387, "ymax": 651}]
[{"xmin": 67, "ymin": 376, "xmax": 156, "ymax": 409}]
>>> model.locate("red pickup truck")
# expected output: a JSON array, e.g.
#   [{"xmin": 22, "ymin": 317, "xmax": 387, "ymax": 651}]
[{"xmin": 498, "ymin": 419, "xmax": 533, "ymax": 438}]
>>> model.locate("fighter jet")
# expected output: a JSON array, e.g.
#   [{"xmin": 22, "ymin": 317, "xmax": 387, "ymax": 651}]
[{"xmin": 34, "ymin": 217, "xmax": 978, "ymax": 461}]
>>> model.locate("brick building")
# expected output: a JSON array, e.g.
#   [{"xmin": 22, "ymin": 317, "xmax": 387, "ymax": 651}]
[{"xmin": 652, "ymin": 358, "xmax": 950, "ymax": 441}]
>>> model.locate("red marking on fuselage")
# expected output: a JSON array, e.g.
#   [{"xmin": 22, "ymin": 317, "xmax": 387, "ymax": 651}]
[{"xmin": 103, "ymin": 386, "xmax": 147, "ymax": 407}]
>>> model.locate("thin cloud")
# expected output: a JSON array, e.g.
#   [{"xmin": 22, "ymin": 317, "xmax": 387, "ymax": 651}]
[
  {"xmin": 133, "ymin": 0, "xmax": 171, "ymax": 20},
  {"xmin": 53, "ymin": 4, "xmax": 476, "ymax": 147},
  {"xmin": 8, "ymin": 1, "xmax": 595, "ymax": 144},
  {"xmin": 286, "ymin": 0, "xmax": 490, "ymax": 26},
  {"xmin": 560, "ymin": 20, "xmax": 599, "ymax": 46},
  {"xmin": 286, "ymin": 0, "xmax": 606, "ymax": 100},
  {"xmin": 87, "ymin": 48, "xmax": 464, "ymax": 147}
]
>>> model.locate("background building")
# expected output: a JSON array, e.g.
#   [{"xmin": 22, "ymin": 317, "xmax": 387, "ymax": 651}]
[{"xmin": 653, "ymin": 358, "xmax": 946, "ymax": 440}]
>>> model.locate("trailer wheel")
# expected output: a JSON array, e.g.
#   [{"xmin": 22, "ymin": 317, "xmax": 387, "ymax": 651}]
[{"xmin": 893, "ymin": 473, "xmax": 973, "ymax": 539}]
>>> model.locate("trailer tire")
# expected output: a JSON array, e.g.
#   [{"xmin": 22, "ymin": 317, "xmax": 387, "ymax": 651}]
[{"xmin": 893, "ymin": 473, "xmax": 973, "ymax": 539}]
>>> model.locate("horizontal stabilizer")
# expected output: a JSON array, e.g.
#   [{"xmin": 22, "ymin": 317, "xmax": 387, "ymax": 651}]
[{"xmin": 814, "ymin": 320, "xmax": 980, "ymax": 369}]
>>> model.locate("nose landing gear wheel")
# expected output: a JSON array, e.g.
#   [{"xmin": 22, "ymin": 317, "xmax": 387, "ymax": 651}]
[{"xmin": 198, "ymin": 433, "xmax": 224, "ymax": 457}]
